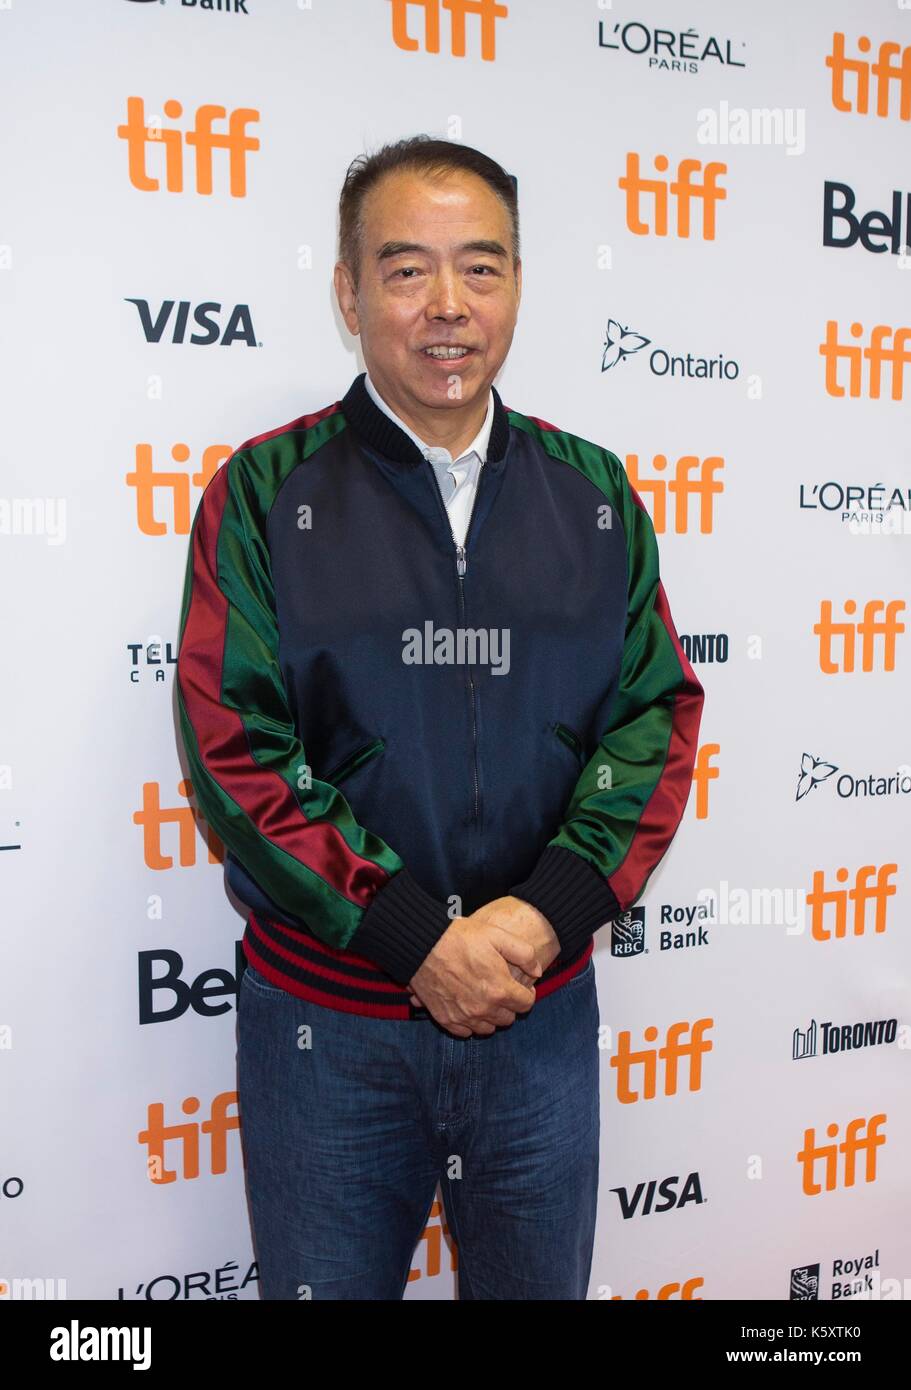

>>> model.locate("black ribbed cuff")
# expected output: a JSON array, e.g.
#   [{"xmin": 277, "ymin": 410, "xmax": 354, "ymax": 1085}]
[
  {"xmin": 351, "ymin": 868, "xmax": 454, "ymax": 985},
  {"xmin": 510, "ymin": 845, "xmax": 621, "ymax": 961}
]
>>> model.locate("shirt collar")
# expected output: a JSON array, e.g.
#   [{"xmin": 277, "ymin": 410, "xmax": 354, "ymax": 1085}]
[{"xmin": 364, "ymin": 370, "xmax": 495, "ymax": 466}]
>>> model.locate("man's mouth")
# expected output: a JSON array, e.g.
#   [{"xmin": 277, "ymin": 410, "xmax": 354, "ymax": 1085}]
[{"xmin": 421, "ymin": 345, "xmax": 475, "ymax": 360}]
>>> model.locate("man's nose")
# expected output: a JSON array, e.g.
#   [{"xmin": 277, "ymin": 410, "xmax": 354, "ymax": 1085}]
[{"xmin": 426, "ymin": 272, "xmax": 467, "ymax": 319}]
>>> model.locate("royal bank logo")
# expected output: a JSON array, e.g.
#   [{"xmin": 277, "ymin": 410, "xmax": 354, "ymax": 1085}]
[
  {"xmin": 610, "ymin": 907, "xmax": 645, "ymax": 957},
  {"xmin": 790, "ymin": 1264, "xmax": 820, "ymax": 1300}
]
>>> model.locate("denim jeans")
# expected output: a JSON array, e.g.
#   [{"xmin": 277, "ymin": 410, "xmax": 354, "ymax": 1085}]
[{"xmin": 236, "ymin": 955, "xmax": 600, "ymax": 1300}]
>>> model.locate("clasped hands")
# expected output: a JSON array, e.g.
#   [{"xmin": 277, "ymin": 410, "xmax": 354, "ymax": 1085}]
[{"xmin": 406, "ymin": 896, "xmax": 560, "ymax": 1039}]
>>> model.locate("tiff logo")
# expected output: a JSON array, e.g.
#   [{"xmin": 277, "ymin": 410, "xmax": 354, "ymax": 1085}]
[
  {"xmin": 390, "ymin": 0, "xmax": 508, "ymax": 61},
  {"xmin": 626, "ymin": 454, "xmax": 724, "ymax": 534},
  {"xmin": 609, "ymin": 1019, "xmax": 713, "ymax": 1103},
  {"xmin": 826, "ymin": 31, "xmax": 911, "ymax": 121},
  {"xmin": 807, "ymin": 864, "xmax": 897, "ymax": 940},
  {"xmin": 619, "ymin": 153, "xmax": 727, "ymax": 239},
  {"xmin": 117, "ymin": 96, "xmax": 260, "ymax": 195},
  {"xmin": 813, "ymin": 598, "xmax": 905, "ymax": 672},
  {"xmin": 798, "ymin": 1115, "xmax": 886, "ymax": 1194},
  {"xmin": 126, "ymin": 444, "xmax": 228, "ymax": 535},
  {"xmin": 407, "ymin": 1197, "xmax": 457, "ymax": 1282},
  {"xmin": 819, "ymin": 320, "xmax": 911, "ymax": 399},
  {"xmin": 138, "ymin": 1091, "xmax": 240, "ymax": 1183},
  {"xmin": 135, "ymin": 781, "xmax": 225, "ymax": 868}
]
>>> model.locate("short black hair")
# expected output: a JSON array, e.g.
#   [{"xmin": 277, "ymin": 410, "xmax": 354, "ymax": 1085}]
[{"xmin": 338, "ymin": 134, "xmax": 519, "ymax": 290}]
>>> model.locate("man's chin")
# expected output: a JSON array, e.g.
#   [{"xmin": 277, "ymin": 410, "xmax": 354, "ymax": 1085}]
[{"xmin": 409, "ymin": 358, "xmax": 491, "ymax": 405}]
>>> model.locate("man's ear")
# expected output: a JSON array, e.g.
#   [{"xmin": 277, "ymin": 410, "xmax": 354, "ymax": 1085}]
[{"xmin": 333, "ymin": 261, "xmax": 360, "ymax": 335}]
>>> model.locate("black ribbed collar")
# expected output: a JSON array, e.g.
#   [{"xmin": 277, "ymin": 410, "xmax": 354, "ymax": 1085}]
[{"xmin": 340, "ymin": 370, "xmax": 511, "ymax": 469}]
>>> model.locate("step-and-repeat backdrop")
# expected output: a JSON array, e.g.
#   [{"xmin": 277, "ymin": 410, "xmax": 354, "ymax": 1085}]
[{"xmin": 1, "ymin": 0, "xmax": 908, "ymax": 1302}]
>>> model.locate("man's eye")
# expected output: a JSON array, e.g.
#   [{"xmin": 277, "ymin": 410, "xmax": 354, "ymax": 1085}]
[
  {"xmin": 470, "ymin": 265, "xmax": 495, "ymax": 275},
  {"xmin": 394, "ymin": 267, "xmax": 420, "ymax": 278}
]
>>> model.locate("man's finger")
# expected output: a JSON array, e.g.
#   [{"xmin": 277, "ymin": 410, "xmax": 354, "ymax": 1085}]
[{"xmin": 486, "ymin": 923, "xmax": 543, "ymax": 976}]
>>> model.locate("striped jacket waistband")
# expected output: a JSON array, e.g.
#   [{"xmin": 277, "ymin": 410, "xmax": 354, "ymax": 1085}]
[{"xmin": 242, "ymin": 911, "xmax": 594, "ymax": 1020}]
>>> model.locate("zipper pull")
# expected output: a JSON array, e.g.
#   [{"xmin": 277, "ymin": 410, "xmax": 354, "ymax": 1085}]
[{"xmin": 456, "ymin": 545, "xmax": 467, "ymax": 577}]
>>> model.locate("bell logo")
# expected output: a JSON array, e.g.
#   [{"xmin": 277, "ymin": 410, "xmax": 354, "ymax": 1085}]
[
  {"xmin": 389, "ymin": 0, "xmax": 508, "ymax": 61},
  {"xmin": 117, "ymin": 96, "xmax": 260, "ymax": 196},
  {"xmin": 807, "ymin": 863, "xmax": 897, "ymax": 940},
  {"xmin": 126, "ymin": 444, "xmax": 229, "ymax": 536},
  {"xmin": 797, "ymin": 1114, "xmax": 886, "ymax": 1194},
  {"xmin": 813, "ymin": 598, "xmax": 905, "ymax": 672},
  {"xmin": 138, "ymin": 1090, "xmax": 241, "ymax": 1183},
  {"xmin": 826, "ymin": 32, "xmax": 911, "ymax": 121},
  {"xmin": 819, "ymin": 321, "xmax": 911, "ymax": 399},
  {"xmin": 619, "ymin": 153, "xmax": 727, "ymax": 239},
  {"xmin": 626, "ymin": 454, "xmax": 724, "ymax": 534},
  {"xmin": 133, "ymin": 781, "xmax": 224, "ymax": 869},
  {"xmin": 610, "ymin": 1018, "xmax": 713, "ymax": 1103}
]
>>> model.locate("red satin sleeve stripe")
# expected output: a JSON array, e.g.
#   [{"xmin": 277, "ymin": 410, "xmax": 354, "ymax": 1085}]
[
  {"xmin": 178, "ymin": 456, "xmax": 391, "ymax": 909},
  {"xmin": 608, "ymin": 488, "xmax": 703, "ymax": 906}
]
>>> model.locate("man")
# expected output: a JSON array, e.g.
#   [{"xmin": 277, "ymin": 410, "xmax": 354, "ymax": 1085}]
[{"xmin": 176, "ymin": 135, "xmax": 705, "ymax": 1300}]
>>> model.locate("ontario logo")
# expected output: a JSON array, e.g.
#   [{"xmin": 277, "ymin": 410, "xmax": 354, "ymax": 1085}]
[
  {"xmin": 796, "ymin": 752, "xmax": 839, "ymax": 800},
  {"xmin": 601, "ymin": 317, "xmax": 741, "ymax": 381},
  {"xmin": 796, "ymin": 752, "xmax": 911, "ymax": 801}
]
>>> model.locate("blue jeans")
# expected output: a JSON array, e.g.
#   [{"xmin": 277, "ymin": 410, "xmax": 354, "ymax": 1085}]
[{"xmin": 236, "ymin": 956, "xmax": 600, "ymax": 1300}]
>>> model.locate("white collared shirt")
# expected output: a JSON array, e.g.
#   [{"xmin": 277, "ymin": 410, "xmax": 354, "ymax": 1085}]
[{"xmin": 364, "ymin": 370, "xmax": 494, "ymax": 548}]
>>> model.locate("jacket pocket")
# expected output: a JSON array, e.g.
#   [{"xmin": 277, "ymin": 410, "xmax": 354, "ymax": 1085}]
[
  {"xmin": 552, "ymin": 721, "xmax": 585, "ymax": 765},
  {"xmin": 322, "ymin": 736, "xmax": 385, "ymax": 787}
]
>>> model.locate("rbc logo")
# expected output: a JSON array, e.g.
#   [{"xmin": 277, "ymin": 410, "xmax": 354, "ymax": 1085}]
[
  {"xmin": 611, "ymin": 907, "xmax": 645, "ymax": 957},
  {"xmin": 790, "ymin": 1264, "xmax": 820, "ymax": 1300}
]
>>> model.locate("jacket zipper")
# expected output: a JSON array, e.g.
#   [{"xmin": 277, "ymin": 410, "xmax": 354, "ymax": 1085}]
[{"xmin": 425, "ymin": 465, "xmax": 484, "ymax": 825}]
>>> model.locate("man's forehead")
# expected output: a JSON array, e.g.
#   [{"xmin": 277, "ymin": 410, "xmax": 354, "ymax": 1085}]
[{"xmin": 365, "ymin": 170, "xmax": 506, "ymax": 223}]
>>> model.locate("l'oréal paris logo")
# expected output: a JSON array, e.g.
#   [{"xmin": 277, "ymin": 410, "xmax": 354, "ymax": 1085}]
[{"xmin": 597, "ymin": 20, "xmax": 746, "ymax": 74}]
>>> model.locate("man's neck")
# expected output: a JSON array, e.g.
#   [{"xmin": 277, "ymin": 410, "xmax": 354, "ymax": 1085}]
[{"xmin": 365, "ymin": 371, "xmax": 490, "ymax": 459}]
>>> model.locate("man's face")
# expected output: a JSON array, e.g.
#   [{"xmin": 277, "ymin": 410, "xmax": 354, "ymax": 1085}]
[{"xmin": 335, "ymin": 168, "xmax": 521, "ymax": 418}]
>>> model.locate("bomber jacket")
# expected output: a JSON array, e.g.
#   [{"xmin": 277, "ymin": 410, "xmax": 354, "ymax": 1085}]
[{"xmin": 175, "ymin": 370, "xmax": 705, "ymax": 1019}]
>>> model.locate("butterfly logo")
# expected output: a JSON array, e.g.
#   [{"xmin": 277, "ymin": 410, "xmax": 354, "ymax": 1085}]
[
  {"xmin": 602, "ymin": 319, "xmax": 651, "ymax": 372},
  {"xmin": 795, "ymin": 753, "xmax": 838, "ymax": 801}
]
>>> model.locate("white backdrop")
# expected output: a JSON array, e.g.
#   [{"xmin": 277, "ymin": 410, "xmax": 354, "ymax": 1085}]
[{"xmin": 1, "ymin": 0, "xmax": 909, "ymax": 1302}]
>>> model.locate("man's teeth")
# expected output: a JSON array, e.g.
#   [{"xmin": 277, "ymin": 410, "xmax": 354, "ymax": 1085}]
[{"xmin": 424, "ymin": 346, "xmax": 470, "ymax": 358}]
